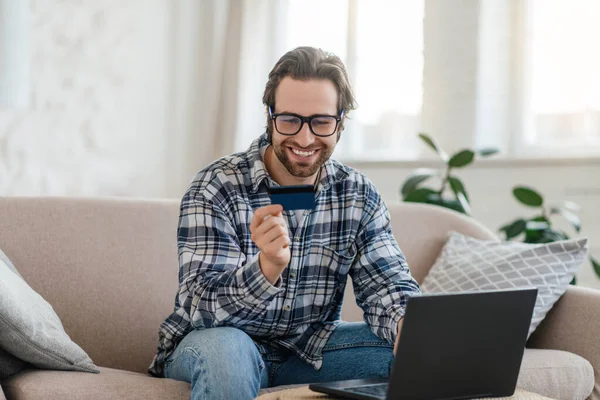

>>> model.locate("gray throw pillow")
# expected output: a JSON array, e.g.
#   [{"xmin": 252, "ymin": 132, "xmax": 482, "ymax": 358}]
[
  {"xmin": 421, "ymin": 232, "xmax": 588, "ymax": 338},
  {"xmin": 0, "ymin": 249, "xmax": 29, "ymax": 379},
  {"xmin": 0, "ymin": 248, "xmax": 22, "ymax": 279},
  {"xmin": 0, "ymin": 346, "xmax": 29, "ymax": 380},
  {"xmin": 0, "ymin": 251, "xmax": 99, "ymax": 374}
]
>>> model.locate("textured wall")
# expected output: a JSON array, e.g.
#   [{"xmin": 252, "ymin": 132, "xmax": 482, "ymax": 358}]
[{"xmin": 0, "ymin": 0, "xmax": 170, "ymax": 197}]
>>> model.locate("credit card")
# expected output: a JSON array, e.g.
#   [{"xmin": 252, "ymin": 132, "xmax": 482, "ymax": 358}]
[{"xmin": 267, "ymin": 185, "xmax": 316, "ymax": 210}]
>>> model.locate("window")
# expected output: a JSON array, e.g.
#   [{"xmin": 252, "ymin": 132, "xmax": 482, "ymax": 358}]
[
  {"xmin": 283, "ymin": 0, "xmax": 600, "ymax": 161},
  {"xmin": 286, "ymin": 0, "xmax": 425, "ymax": 160},
  {"xmin": 521, "ymin": 0, "xmax": 600, "ymax": 155}
]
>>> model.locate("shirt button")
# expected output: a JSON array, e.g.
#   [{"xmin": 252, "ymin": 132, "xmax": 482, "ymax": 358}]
[
  {"xmin": 289, "ymin": 272, "xmax": 296, "ymax": 279},
  {"xmin": 284, "ymin": 304, "xmax": 291, "ymax": 311}
]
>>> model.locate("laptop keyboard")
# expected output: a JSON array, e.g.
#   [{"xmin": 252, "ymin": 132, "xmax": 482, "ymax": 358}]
[{"xmin": 346, "ymin": 383, "xmax": 389, "ymax": 398}]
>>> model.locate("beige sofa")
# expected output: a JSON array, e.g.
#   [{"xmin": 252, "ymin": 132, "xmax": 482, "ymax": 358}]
[{"xmin": 0, "ymin": 197, "xmax": 598, "ymax": 400}]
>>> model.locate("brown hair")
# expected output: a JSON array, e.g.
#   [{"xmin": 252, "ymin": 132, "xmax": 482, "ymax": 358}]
[{"xmin": 262, "ymin": 46, "xmax": 357, "ymax": 139}]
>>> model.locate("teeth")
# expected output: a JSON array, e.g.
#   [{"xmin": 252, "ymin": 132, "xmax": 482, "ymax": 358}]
[{"xmin": 291, "ymin": 148, "xmax": 316, "ymax": 157}]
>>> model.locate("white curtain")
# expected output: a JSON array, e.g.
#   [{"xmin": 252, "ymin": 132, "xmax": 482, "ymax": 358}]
[
  {"xmin": 167, "ymin": 0, "xmax": 290, "ymax": 197},
  {"xmin": 0, "ymin": 0, "xmax": 29, "ymax": 108}
]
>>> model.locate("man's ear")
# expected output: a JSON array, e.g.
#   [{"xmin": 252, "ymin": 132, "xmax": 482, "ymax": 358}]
[
  {"xmin": 265, "ymin": 106, "xmax": 274, "ymax": 142},
  {"xmin": 336, "ymin": 116, "xmax": 346, "ymax": 142}
]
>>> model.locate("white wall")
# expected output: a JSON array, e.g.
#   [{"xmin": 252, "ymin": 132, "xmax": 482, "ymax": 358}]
[{"xmin": 0, "ymin": 0, "xmax": 171, "ymax": 197}]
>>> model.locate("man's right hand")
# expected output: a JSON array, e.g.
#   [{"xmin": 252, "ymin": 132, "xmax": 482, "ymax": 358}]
[{"xmin": 250, "ymin": 204, "xmax": 291, "ymax": 284}]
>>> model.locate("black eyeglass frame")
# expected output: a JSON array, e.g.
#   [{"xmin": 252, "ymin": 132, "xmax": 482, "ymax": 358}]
[{"xmin": 268, "ymin": 106, "xmax": 345, "ymax": 137}]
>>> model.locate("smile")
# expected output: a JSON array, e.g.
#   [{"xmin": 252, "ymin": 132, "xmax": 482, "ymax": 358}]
[{"xmin": 290, "ymin": 148, "xmax": 317, "ymax": 157}]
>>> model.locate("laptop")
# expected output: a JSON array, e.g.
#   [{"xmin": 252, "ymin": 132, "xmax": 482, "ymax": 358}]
[{"xmin": 310, "ymin": 288, "xmax": 538, "ymax": 400}]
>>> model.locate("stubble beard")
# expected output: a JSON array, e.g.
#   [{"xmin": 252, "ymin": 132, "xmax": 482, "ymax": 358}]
[{"xmin": 273, "ymin": 139, "xmax": 334, "ymax": 178}]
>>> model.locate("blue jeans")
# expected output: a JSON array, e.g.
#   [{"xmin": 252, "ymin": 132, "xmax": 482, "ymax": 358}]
[{"xmin": 163, "ymin": 322, "xmax": 394, "ymax": 400}]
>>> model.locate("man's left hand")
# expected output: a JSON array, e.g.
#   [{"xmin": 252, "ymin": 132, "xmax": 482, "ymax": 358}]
[{"xmin": 393, "ymin": 319, "xmax": 404, "ymax": 356}]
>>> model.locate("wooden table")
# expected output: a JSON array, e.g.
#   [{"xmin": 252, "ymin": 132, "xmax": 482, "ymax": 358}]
[{"xmin": 256, "ymin": 386, "xmax": 554, "ymax": 400}]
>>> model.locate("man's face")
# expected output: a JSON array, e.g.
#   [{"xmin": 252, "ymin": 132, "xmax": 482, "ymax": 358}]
[{"xmin": 270, "ymin": 77, "xmax": 341, "ymax": 178}]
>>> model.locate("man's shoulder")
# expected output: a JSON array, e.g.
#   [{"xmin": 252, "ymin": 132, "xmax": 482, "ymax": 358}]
[
  {"xmin": 329, "ymin": 159, "xmax": 380, "ymax": 195},
  {"xmin": 187, "ymin": 152, "xmax": 251, "ymax": 200}
]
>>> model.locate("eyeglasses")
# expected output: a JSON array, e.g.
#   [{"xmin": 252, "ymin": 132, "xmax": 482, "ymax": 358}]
[{"xmin": 269, "ymin": 107, "xmax": 344, "ymax": 137}]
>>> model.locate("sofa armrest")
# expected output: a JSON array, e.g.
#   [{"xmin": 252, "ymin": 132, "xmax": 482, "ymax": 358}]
[{"xmin": 528, "ymin": 285, "xmax": 600, "ymax": 400}]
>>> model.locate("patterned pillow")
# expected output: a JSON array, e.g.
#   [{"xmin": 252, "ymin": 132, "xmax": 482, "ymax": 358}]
[{"xmin": 421, "ymin": 232, "xmax": 588, "ymax": 338}]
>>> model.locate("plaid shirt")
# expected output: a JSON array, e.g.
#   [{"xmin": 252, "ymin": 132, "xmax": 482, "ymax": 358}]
[{"xmin": 148, "ymin": 134, "xmax": 421, "ymax": 377}]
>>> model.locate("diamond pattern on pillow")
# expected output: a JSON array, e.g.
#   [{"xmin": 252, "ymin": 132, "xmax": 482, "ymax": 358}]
[{"xmin": 421, "ymin": 232, "xmax": 588, "ymax": 338}]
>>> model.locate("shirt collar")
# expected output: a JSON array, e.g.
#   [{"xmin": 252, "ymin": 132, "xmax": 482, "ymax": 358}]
[{"xmin": 247, "ymin": 133, "xmax": 350, "ymax": 194}]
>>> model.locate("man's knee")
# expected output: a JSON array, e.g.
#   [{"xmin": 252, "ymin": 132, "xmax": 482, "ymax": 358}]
[
  {"xmin": 176, "ymin": 327, "xmax": 261, "ymax": 368},
  {"xmin": 167, "ymin": 327, "xmax": 263, "ymax": 399}
]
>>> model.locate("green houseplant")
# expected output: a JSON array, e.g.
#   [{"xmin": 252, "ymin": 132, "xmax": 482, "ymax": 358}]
[
  {"xmin": 499, "ymin": 186, "xmax": 600, "ymax": 282},
  {"xmin": 400, "ymin": 133, "xmax": 498, "ymax": 215},
  {"xmin": 399, "ymin": 133, "xmax": 599, "ymax": 283}
]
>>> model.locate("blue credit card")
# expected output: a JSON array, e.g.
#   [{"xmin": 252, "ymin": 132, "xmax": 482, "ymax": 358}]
[{"xmin": 267, "ymin": 185, "xmax": 316, "ymax": 210}]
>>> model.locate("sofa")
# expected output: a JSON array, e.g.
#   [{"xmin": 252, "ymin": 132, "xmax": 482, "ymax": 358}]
[{"xmin": 0, "ymin": 196, "xmax": 598, "ymax": 400}]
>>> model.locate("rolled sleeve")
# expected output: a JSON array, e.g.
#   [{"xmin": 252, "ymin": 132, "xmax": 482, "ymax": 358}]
[
  {"xmin": 236, "ymin": 253, "xmax": 284, "ymax": 305},
  {"xmin": 351, "ymin": 193, "xmax": 421, "ymax": 345}
]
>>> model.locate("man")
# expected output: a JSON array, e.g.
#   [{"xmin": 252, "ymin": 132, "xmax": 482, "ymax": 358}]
[{"xmin": 149, "ymin": 46, "xmax": 421, "ymax": 399}]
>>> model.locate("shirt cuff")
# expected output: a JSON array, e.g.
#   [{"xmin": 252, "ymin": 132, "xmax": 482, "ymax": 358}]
[
  {"xmin": 235, "ymin": 253, "xmax": 284, "ymax": 306},
  {"xmin": 388, "ymin": 306, "xmax": 406, "ymax": 343}
]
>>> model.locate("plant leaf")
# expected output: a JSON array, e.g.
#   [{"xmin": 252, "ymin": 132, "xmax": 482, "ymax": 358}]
[
  {"xmin": 477, "ymin": 148, "xmax": 499, "ymax": 157},
  {"xmin": 531, "ymin": 215, "xmax": 551, "ymax": 224},
  {"xmin": 513, "ymin": 186, "xmax": 544, "ymax": 207},
  {"xmin": 557, "ymin": 207, "xmax": 581, "ymax": 233},
  {"xmin": 522, "ymin": 216, "xmax": 553, "ymax": 243},
  {"xmin": 448, "ymin": 176, "xmax": 471, "ymax": 215},
  {"xmin": 532, "ymin": 228, "xmax": 569, "ymax": 243},
  {"xmin": 448, "ymin": 150, "xmax": 475, "ymax": 168},
  {"xmin": 401, "ymin": 169, "xmax": 439, "ymax": 198},
  {"xmin": 448, "ymin": 176, "xmax": 470, "ymax": 201},
  {"xmin": 404, "ymin": 187, "xmax": 439, "ymax": 203},
  {"xmin": 499, "ymin": 219, "xmax": 527, "ymax": 240},
  {"xmin": 524, "ymin": 228, "xmax": 545, "ymax": 243},
  {"xmin": 418, "ymin": 133, "xmax": 449, "ymax": 162},
  {"xmin": 437, "ymin": 197, "xmax": 466, "ymax": 214},
  {"xmin": 591, "ymin": 257, "xmax": 600, "ymax": 279},
  {"xmin": 455, "ymin": 192, "xmax": 471, "ymax": 215},
  {"xmin": 422, "ymin": 193, "xmax": 466, "ymax": 214},
  {"xmin": 548, "ymin": 229, "xmax": 569, "ymax": 241}
]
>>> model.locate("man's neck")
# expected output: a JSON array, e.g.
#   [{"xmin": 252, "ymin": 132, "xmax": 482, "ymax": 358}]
[{"xmin": 264, "ymin": 145, "xmax": 319, "ymax": 187}]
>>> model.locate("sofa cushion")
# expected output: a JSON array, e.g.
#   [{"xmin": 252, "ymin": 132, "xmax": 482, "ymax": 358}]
[
  {"xmin": 1, "ymin": 366, "xmax": 190, "ymax": 400},
  {"xmin": 0, "ymin": 252, "xmax": 98, "ymax": 374},
  {"xmin": 519, "ymin": 349, "xmax": 594, "ymax": 400},
  {"xmin": 421, "ymin": 232, "xmax": 588, "ymax": 338}
]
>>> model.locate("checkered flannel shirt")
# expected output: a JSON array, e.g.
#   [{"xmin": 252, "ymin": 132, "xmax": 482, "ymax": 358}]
[{"xmin": 148, "ymin": 133, "xmax": 421, "ymax": 377}]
